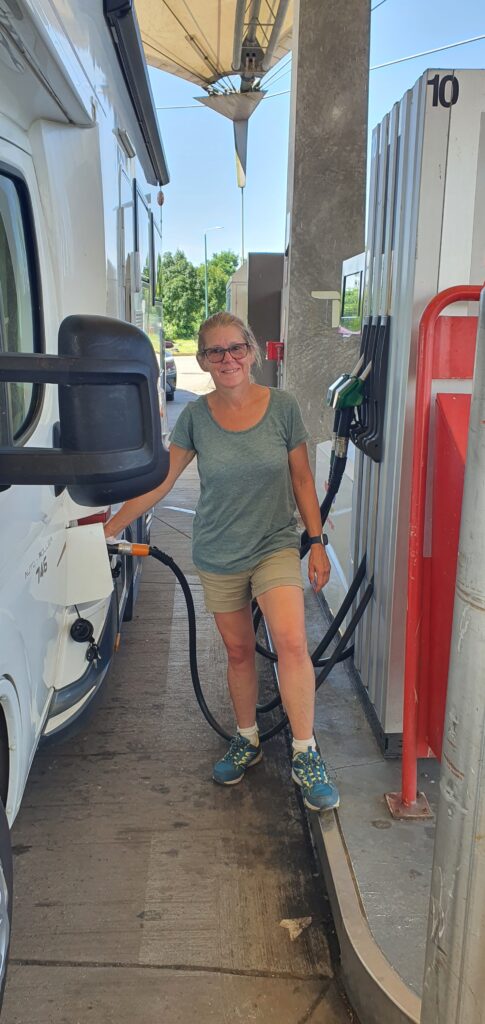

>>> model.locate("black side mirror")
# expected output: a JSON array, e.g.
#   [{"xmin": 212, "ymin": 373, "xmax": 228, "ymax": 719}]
[{"xmin": 0, "ymin": 314, "xmax": 169, "ymax": 505}]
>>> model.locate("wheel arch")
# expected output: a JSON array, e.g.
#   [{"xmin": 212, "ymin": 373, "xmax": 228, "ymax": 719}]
[
  {"xmin": 0, "ymin": 713, "xmax": 8, "ymax": 808},
  {"xmin": 0, "ymin": 676, "xmax": 26, "ymax": 825}
]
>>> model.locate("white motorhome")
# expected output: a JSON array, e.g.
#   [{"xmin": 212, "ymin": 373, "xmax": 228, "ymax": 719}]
[{"xmin": 0, "ymin": 0, "xmax": 169, "ymax": 995}]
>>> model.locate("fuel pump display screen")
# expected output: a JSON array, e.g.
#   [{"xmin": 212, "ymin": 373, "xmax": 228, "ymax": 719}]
[{"xmin": 341, "ymin": 271, "xmax": 362, "ymax": 333}]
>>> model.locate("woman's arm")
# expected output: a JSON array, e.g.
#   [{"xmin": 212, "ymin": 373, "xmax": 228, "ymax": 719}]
[
  {"xmin": 288, "ymin": 443, "xmax": 330, "ymax": 593},
  {"xmin": 104, "ymin": 444, "xmax": 195, "ymax": 538}
]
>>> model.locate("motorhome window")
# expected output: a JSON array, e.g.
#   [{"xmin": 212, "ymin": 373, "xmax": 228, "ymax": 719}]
[
  {"xmin": 134, "ymin": 187, "xmax": 158, "ymax": 346},
  {"xmin": 120, "ymin": 171, "xmax": 134, "ymax": 255},
  {"xmin": 153, "ymin": 219, "xmax": 162, "ymax": 306},
  {"xmin": 341, "ymin": 272, "xmax": 362, "ymax": 332},
  {"xmin": 120, "ymin": 171, "xmax": 135, "ymax": 320},
  {"xmin": 135, "ymin": 190, "xmax": 151, "ymax": 285},
  {"xmin": 0, "ymin": 174, "xmax": 39, "ymax": 442}
]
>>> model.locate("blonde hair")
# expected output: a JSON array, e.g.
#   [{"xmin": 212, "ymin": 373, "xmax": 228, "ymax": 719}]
[{"xmin": 197, "ymin": 311, "xmax": 262, "ymax": 368}]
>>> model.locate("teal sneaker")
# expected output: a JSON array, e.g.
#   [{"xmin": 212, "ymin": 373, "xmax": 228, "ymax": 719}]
[
  {"xmin": 213, "ymin": 734, "xmax": 262, "ymax": 786},
  {"xmin": 292, "ymin": 748, "xmax": 340, "ymax": 812}
]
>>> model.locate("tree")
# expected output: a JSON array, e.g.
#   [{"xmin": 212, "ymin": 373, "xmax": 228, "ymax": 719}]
[
  {"xmin": 161, "ymin": 248, "xmax": 239, "ymax": 337},
  {"xmin": 196, "ymin": 250, "xmax": 239, "ymax": 319},
  {"xmin": 161, "ymin": 249, "xmax": 203, "ymax": 337},
  {"xmin": 208, "ymin": 250, "xmax": 239, "ymax": 314}
]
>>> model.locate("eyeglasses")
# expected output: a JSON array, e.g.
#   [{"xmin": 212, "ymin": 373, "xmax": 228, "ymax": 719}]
[{"xmin": 202, "ymin": 342, "xmax": 250, "ymax": 364}]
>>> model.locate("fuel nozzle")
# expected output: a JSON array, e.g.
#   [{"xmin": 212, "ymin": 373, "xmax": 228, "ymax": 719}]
[
  {"xmin": 106, "ymin": 541, "xmax": 151, "ymax": 558},
  {"xmin": 327, "ymin": 355, "xmax": 371, "ymax": 411}
]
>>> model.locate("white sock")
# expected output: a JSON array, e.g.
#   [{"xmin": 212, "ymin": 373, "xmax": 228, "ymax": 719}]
[
  {"xmin": 292, "ymin": 736, "xmax": 317, "ymax": 755},
  {"xmin": 238, "ymin": 724, "xmax": 259, "ymax": 746}
]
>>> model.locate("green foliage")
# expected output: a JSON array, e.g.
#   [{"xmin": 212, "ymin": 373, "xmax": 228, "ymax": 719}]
[
  {"xmin": 161, "ymin": 248, "xmax": 239, "ymax": 337},
  {"xmin": 161, "ymin": 249, "xmax": 203, "ymax": 338},
  {"xmin": 205, "ymin": 250, "xmax": 240, "ymax": 316}
]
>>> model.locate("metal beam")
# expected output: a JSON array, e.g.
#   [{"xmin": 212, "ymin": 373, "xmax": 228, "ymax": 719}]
[
  {"xmin": 247, "ymin": 0, "xmax": 262, "ymax": 42},
  {"xmin": 232, "ymin": 0, "xmax": 246, "ymax": 71},
  {"xmin": 262, "ymin": 0, "xmax": 291, "ymax": 71}
]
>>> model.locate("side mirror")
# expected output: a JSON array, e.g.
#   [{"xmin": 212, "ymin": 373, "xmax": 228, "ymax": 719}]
[
  {"xmin": 0, "ymin": 314, "xmax": 169, "ymax": 505},
  {"xmin": 164, "ymin": 339, "xmax": 174, "ymax": 349}
]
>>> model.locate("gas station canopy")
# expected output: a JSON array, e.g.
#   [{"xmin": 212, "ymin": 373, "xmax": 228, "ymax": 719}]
[
  {"xmin": 134, "ymin": 0, "xmax": 293, "ymax": 186},
  {"xmin": 135, "ymin": 0, "xmax": 293, "ymax": 89}
]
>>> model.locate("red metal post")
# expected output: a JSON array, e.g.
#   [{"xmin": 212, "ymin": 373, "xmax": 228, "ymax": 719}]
[{"xmin": 386, "ymin": 285, "xmax": 482, "ymax": 819}]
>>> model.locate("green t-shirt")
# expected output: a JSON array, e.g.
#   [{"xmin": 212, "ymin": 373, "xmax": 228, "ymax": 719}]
[{"xmin": 170, "ymin": 388, "xmax": 309, "ymax": 574}]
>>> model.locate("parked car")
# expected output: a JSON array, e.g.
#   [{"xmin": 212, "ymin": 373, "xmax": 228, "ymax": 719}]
[{"xmin": 165, "ymin": 339, "xmax": 177, "ymax": 400}]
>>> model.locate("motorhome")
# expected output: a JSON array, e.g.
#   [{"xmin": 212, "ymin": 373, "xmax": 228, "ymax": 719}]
[{"xmin": 0, "ymin": 0, "xmax": 169, "ymax": 996}]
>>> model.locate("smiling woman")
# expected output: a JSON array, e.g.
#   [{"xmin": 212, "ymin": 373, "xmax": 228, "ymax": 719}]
[
  {"xmin": 106, "ymin": 309, "xmax": 339, "ymax": 813},
  {"xmin": 197, "ymin": 310, "xmax": 262, "ymax": 379}
]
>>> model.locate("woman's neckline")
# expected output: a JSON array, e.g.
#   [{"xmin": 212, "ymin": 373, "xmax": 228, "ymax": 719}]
[{"xmin": 202, "ymin": 386, "xmax": 273, "ymax": 434}]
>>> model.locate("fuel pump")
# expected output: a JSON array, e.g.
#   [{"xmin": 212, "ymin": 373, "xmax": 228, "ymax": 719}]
[{"xmin": 336, "ymin": 68, "xmax": 485, "ymax": 762}]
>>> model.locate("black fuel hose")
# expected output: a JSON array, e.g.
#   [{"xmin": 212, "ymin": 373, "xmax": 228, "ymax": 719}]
[
  {"xmin": 254, "ymin": 554, "xmax": 367, "ymax": 714},
  {"xmin": 300, "ymin": 406, "xmax": 353, "ymax": 557},
  {"xmin": 254, "ymin": 645, "xmax": 355, "ymax": 716},
  {"xmin": 255, "ymin": 579, "xmax": 374, "ymax": 742},
  {"xmin": 147, "ymin": 546, "xmax": 231, "ymax": 740},
  {"xmin": 146, "ymin": 544, "xmax": 373, "ymax": 743},
  {"xmin": 254, "ymin": 553, "xmax": 366, "ymax": 666}
]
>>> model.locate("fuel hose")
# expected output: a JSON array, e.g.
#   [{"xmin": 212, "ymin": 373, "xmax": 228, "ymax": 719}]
[{"xmin": 106, "ymin": 540, "xmax": 373, "ymax": 743}]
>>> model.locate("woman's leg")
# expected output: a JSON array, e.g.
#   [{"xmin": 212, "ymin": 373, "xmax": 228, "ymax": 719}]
[
  {"xmin": 213, "ymin": 604, "xmax": 258, "ymax": 728},
  {"xmin": 256, "ymin": 585, "xmax": 339, "ymax": 811},
  {"xmin": 256, "ymin": 586, "xmax": 314, "ymax": 739}
]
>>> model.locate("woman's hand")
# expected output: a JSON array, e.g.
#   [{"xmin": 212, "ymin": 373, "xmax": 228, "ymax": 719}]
[
  {"xmin": 103, "ymin": 526, "xmax": 119, "ymax": 541},
  {"xmin": 308, "ymin": 543, "xmax": 331, "ymax": 593}
]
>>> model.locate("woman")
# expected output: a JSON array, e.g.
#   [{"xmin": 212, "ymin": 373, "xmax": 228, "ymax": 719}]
[{"xmin": 105, "ymin": 312, "xmax": 339, "ymax": 813}]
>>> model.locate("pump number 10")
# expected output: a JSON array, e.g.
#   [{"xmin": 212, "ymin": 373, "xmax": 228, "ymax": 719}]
[{"xmin": 427, "ymin": 74, "xmax": 459, "ymax": 108}]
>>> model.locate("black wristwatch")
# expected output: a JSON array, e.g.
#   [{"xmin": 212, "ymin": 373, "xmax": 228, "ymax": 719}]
[{"xmin": 308, "ymin": 534, "xmax": 327, "ymax": 546}]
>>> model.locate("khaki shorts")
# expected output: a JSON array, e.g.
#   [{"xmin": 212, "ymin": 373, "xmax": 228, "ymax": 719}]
[{"xmin": 197, "ymin": 547, "xmax": 303, "ymax": 613}]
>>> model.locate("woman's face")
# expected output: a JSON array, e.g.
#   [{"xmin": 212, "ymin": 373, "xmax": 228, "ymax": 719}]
[{"xmin": 199, "ymin": 325, "xmax": 255, "ymax": 390}]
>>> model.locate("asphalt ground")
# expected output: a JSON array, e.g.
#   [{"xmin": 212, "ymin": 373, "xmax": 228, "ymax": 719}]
[{"xmin": 2, "ymin": 360, "xmax": 355, "ymax": 1024}]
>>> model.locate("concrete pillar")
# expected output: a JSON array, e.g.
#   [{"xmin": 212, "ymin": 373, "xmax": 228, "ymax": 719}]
[{"xmin": 281, "ymin": 0, "xmax": 370, "ymax": 461}]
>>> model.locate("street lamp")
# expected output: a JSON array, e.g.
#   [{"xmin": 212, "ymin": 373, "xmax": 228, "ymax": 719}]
[{"xmin": 204, "ymin": 225, "xmax": 223, "ymax": 319}]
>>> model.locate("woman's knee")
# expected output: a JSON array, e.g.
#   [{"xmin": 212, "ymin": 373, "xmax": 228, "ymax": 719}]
[
  {"xmin": 273, "ymin": 629, "xmax": 308, "ymax": 662},
  {"xmin": 222, "ymin": 636, "xmax": 255, "ymax": 666}
]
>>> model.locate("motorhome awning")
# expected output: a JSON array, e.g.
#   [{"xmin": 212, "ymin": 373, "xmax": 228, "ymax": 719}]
[{"xmin": 134, "ymin": 0, "xmax": 293, "ymax": 88}]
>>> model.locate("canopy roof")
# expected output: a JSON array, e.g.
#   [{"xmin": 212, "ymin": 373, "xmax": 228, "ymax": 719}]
[{"xmin": 135, "ymin": 0, "xmax": 293, "ymax": 89}]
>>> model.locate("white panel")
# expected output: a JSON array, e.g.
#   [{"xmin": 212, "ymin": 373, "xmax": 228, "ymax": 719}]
[
  {"xmin": 381, "ymin": 71, "xmax": 450, "ymax": 731},
  {"xmin": 439, "ymin": 71, "xmax": 485, "ymax": 290},
  {"xmin": 32, "ymin": 524, "xmax": 113, "ymax": 607},
  {"xmin": 470, "ymin": 112, "xmax": 485, "ymax": 284}
]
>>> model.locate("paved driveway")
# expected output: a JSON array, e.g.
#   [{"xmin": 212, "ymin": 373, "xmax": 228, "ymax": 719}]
[{"xmin": 2, "ymin": 366, "xmax": 354, "ymax": 1024}]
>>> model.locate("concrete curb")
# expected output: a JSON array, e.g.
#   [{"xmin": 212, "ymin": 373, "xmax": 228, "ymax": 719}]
[{"xmin": 309, "ymin": 810, "xmax": 421, "ymax": 1024}]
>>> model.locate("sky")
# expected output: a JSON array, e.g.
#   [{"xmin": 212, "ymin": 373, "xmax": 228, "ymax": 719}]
[{"xmin": 149, "ymin": 0, "xmax": 485, "ymax": 266}]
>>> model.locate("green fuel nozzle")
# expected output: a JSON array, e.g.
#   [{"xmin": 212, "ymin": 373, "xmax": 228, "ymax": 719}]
[{"xmin": 326, "ymin": 356, "xmax": 372, "ymax": 410}]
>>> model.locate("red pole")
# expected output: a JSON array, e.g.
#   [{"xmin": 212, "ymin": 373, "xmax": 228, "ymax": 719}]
[{"xmin": 401, "ymin": 285, "xmax": 482, "ymax": 808}]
